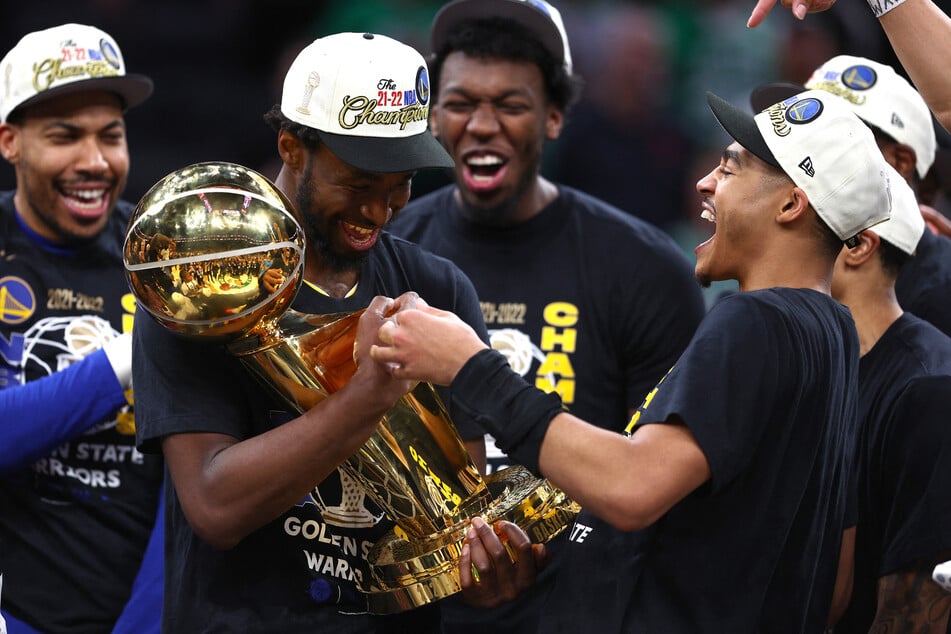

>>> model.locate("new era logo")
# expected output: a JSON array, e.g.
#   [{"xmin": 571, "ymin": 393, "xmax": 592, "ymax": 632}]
[
  {"xmin": 891, "ymin": 112, "xmax": 905, "ymax": 129},
  {"xmin": 799, "ymin": 157, "xmax": 815, "ymax": 177}
]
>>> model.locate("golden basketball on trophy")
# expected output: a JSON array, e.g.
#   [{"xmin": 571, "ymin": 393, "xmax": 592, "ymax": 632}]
[{"xmin": 123, "ymin": 161, "xmax": 579, "ymax": 613}]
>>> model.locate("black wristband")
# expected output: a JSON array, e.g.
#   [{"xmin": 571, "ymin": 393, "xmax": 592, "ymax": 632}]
[{"xmin": 450, "ymin": 349, "xmax": 564, "ymax": 473}]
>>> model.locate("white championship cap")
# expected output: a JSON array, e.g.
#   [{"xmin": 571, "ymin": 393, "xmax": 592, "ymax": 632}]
[
  {"xmin": 431, "ymin": 0, "xmax": 573, "ymax": 74},
  {"xmin": 280, "ymin": 32, "xmax": 452, "ymax": 173},
  {"xmin": 805, "ymin": 55, "xmax": 936, "ymax": 179},
  {"xmin": 872, "ymin": 164, "xmax": 925, "ymax": 255},
  {"xmin": 0, "ymin": 23, "xmax": 153, "ymax": 123},
  {"xmin": 708, "ymin": 89, "xmax": 893, "ymax": 248}
]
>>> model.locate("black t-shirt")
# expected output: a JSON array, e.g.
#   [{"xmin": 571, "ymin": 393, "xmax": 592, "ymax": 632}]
[
  {"xmin": 390, "ymin": 185, "xmax": 705, "ymax": 465},
  {"xmin": 543, "ymin": 289, "xmax": 859, "ymax": 633},
  {"xmin": 0, "ymin": 191, "xmax": 164, "ymax": 632},
  {"xmin": 389, "ymin": 185, "xmax": 705, "ymax": 633},
  {"xmin": 896, "ymin": 229, "xmax": 951, "ymax": 338},
  {"xmin": 836, "ymin": 314, "xmax": 951, "ymax": 633},
  {"xmin": 134, "ymin": 232, "xmax": 487, "ymax": 633}
]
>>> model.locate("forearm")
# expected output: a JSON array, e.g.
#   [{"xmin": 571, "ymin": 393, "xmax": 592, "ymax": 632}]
[
  {"xmin": 166, "ymin": 373, "xmax": 396, "ymax": 549},
  {"xmin": 880, "ymin": 0, "xmax": 951, "ymax": 131},
  {"xmin": 0, "ymin": 349, "xmax": 127, "ymax": 475},
  {"xmin": 873, "ymin": 556, "xmax": 951, "ymax": 631}
]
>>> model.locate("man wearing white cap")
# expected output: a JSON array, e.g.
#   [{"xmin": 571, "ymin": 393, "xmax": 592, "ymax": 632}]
[
  {"xmin": 389, "ymin": 1, "xmax": 705, "ymax": 630},
  {"xmin": 752, "ymin": 54, "xmax": 951, "ymax": 339},
  {"xmin": 0, "ymin": 23, "xmax": 164, "ymax": 634},
  {"xmin": 132, "ymin": 32, "xmax": 517, "ymax": 633},
  {"xmin": 363, "ymin": 88, "xmax": 894, "ymax": 631},
  {"xmin": 826, "ymin": 168, "xmax": 951, "ymax": 631}
]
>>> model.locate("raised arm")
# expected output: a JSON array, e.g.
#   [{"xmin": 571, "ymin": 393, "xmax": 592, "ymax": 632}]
[{"xmin": 879, "ymin": 0, "xmax": 951, "ymax": 132}]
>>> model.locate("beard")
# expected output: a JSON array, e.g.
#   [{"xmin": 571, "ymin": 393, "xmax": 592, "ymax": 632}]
[{"xmin": 296, "ymin": 162, "xmax": 370, "ymax": 275}]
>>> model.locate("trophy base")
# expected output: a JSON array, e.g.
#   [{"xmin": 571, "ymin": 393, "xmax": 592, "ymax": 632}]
[{"xmin": 361, "ymin": 465, "xmax": 580, "ymax": 614}]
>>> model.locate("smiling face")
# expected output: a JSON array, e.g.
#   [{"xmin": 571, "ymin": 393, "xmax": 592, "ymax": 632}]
[
  {"xmin": 694, "ymin": 142, "xmax": 794, "ymax": 288},
  {"xmin": 294, "ymin": 143, "xmax": 413, "ymax": 274},
  {"xmin": 431, "ymin": 52, "xmax": 562, "ymax": 225},
  {"xmin": 0, "ymin": 91, "xmax": 129, "ymax": 244}
]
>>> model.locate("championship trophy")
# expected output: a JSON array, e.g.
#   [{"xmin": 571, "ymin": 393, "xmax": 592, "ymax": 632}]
[{"xmin": 123, "ymin": 162, "xmax": 579, "ymax": 613}]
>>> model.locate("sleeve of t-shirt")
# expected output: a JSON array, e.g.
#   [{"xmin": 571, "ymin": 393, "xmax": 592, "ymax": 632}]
[
  {"xmin": 877, "ymin": 375, "xmax": 951, "ymax": 575},
  {"xmin": 132, "ymin": 310, "xmax": 252, "ymax": 454},
  {"xmin": 0, "ymin": 349, "xmax": 127, "ymax": 475},
  {"xmin": 634, "ymin": 294, "xmax": 780, "ymax": 492}
]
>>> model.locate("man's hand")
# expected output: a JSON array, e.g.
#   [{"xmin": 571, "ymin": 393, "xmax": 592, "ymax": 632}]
[
  {"xmin": 921, "ymin": 203, "xmax": 951, "ymax": 239},
  {"xmin": 747, "ymin": 0, "xmax": 837, "ymax": 28},
  {"xmin": 260, "ymin": 268, "xmax": 285, "ymax": 294},
  {"xmin": 352, "ymin": 295, "xmax": 417, "ymax": 406},
  {"xmin": 459, "ymin": 516, "xmax": 548, "ymax": 609},
  {"xmin": 369, "ymin": 294, "xmax": 488, "ymax": 386}
]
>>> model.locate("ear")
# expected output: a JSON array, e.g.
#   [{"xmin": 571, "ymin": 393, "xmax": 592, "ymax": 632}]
[
  {"xmin": 545, "ymin": 105, "xmax": 564, "ymax": 141},
  {"xmin": 840, "ymin": 230, "xmax": 879, "ymax": 266},
  {"xmin": 891, "ymin": 144, "xmax": 917, "ymax": 183},
  {"xmin": 429, "ymin": 106, "xmax": 440, "ymax": 138},
  {"xmin": 776, "ymin": 185, "xmax": 810, "ymax": 226},
  {"xmin": 277, "ymin": 129, "xmax": 305, "ymax": 172},
  {"xmin": 0, "ymin": 124, "xmax": 20, "ymax": 164}
]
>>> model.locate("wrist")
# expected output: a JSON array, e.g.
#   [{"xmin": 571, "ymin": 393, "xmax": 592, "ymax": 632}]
[
  {"xmin": 103, "ymin": 333, "xmax": 133, "ymax": 389},
  {"xmin": 450, "ymin": 349, "xmax": 563, "ymax": 473},
  {"xmin": 868, "ymin": 0, "xmax": 908, "ymax": 18}
]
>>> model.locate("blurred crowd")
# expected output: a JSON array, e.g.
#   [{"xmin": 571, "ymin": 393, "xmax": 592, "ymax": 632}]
[{"xmin": 2, "ymin": 0, "xmax": 948, "ymax": 241}]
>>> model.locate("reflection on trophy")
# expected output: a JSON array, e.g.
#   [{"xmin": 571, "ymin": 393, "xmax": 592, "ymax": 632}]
[{"xmin": 123, "ymin": 161, "xmax": 580, "ymax": 614}]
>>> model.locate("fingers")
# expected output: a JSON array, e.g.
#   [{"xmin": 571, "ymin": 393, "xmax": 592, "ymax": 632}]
[
  {"xmin": 387, "ymin": 291, "xmax": 419, "ymax": 316},
  {"xmin": 458, "ymin": 517, "xmax": 538, "ymax": 608},
  {"xmin": 747, "ymin": 0, "xmax": 778, "ymax": 27}
]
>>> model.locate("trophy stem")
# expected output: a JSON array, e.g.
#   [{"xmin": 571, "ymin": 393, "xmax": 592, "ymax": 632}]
[{"xmin": 228, "ymin": 308, "xmax": 579, "ymax": 613}]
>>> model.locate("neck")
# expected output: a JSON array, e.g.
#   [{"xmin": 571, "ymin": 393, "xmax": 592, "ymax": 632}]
[
  {"xmin": 738, "ymin": 257, "xmax": 834, "ymax": 295},
  {"xmin": 840, "ymin": 285, "xmax": 903, "ymax": 356},
  {"xmin": 455, "ymin": 176, "xmax": 558, "ymax": 227}
]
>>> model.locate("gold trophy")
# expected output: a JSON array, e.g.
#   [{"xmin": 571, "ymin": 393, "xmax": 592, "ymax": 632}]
[{"xmin": 123, "ymin": 162, "xmax": 579, "ymax": 613}]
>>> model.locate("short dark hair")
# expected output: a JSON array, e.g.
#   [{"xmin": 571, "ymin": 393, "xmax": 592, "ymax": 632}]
[
  {"xmin": 429, "ymin": 18, "xmax": 583, "ymax": 116},
  {"xmin": 878, "ymin": 237, "xmax": 911, "ymax": 277},
  {"xmin": 263, "ymin": 104, "xmax": 322, "ymax": 150}
]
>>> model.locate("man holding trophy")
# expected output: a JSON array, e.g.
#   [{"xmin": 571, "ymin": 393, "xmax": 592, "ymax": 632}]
[{"xmin": 131, "ymin": 32, "xmax": 547, "ymax": 632}]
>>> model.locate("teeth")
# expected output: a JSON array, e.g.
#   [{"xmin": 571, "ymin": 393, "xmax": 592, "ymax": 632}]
[
  {"xmin": 72, "ymin": 189, "xmax": 106, "ymax": 200},
  {"xmin": 342, "ymin": 221, "xmax": 374, "ymax": 243},
  {"xmin": 466, "ymin": 155, "xmax": 503, "ymax": 167},
  {"xmin": 63, "ymin": 188, "xmax": 106, "ymax": 209},
  {"xmin": 701, "ymin": 209, "xmax": 715, "ymax": 223}
]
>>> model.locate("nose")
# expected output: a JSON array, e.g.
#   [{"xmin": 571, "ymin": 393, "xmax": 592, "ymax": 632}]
[
  {"xmin": 466, "ymin": 102, "xmax": 500, "ymax": 138},
  {"xmin": 359, "ymin": 201, "xmax": 393, "ymax": 226},
  {"xmin": 75, "ymin": 138, "xmax": 109, "ymax": 174},
  {"xmin": 696, "ymin": 167, "xmax": 717, "ymax": 196}
]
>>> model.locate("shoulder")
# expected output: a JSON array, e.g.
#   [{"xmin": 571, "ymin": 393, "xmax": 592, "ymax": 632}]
[
  {"xmin": 389, "ymin": 185, "xmax": 454, "ymax": 238},
  {"xmin": 374, "ymin": 231, "xmax": 473, "ymax": 287}
]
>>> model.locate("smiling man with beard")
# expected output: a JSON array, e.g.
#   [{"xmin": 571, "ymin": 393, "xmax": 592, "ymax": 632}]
[
  {"xmin": 364, "ymin": 88, "xmax": 897, "ymax": 632},
  {"xmin": 131, "ymin": 32, "xmax": 521, "ymax": 633}
]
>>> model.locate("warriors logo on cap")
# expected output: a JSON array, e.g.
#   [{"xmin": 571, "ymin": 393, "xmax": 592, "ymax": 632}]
[
  {"xmin": 786, "ymin": 98, "xmax": 824, "ymax": 125},
  {"xmin": 840, "ymin": 65, "xmax": 877, "ymax": 91}
]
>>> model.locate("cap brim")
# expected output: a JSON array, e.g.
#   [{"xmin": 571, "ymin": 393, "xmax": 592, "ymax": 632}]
[
  {"xmin": 431, "ymin": 0, "xmax": 564, "ymax": 63},
  {"xmin": 7, "ymin": 74, "xmax": 154, "ymax": 119},
  {"xmin": 707, "ymin": 92, "xmax": 780, "ymax": 169},
  {"xmin": 318, "ymin": 130, "xmax": 454, "ymax": 173},
  {"xmin": 749, "ymin": 82, "xmax": 805, "ymax": 113}
]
